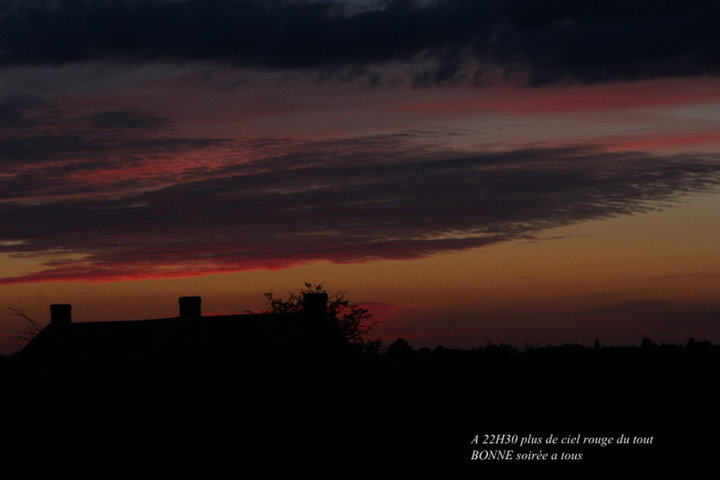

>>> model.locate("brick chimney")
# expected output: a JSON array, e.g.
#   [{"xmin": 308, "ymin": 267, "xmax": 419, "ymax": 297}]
[
  {"xmin": 302, "ymin": 293, "xmax": 328, "ymax": 322},
  {"xmin": 179, "ymin": 296, "xmax": 202, "ymax": 320},
  {"xmin": 50, "ymin": 304, "xmax": 72, "ymax": 326}
]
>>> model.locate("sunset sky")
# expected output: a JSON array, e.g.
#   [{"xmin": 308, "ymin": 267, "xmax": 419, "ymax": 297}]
[{"xmin": 2, "ymin": 0, "xmax": 720, "ymax": 353}]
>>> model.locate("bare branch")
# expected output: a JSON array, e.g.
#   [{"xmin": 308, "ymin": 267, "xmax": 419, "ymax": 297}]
[{"xmin": 9, "ymin": 307, "xmax": 44, "ymax": 345}]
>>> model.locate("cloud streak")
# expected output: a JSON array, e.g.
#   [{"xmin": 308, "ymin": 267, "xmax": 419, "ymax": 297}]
[
  {"xmin": 3, "ymin": 0, "xmax": 720, "ymax": 84},
  {"xmin": 0, "ymin": 94, "xmax": 230, "ymax": 203},
  {"xmin": 1, "ymin": 134, "xmax": 719, "ymax": 284}
]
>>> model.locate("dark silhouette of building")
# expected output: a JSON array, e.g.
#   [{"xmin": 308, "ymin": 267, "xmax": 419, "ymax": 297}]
[{"xmin": 17, "ymin": 292, "xmax": 346, "ymax": 385}]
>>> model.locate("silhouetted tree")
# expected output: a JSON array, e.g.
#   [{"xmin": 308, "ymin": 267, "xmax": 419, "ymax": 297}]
[
  {"xmin": 385, "ymin": 338, "xmax": 413, "ymax": 360},
  {"xmin": 263, "ymin": 282, "xmax": 378, "ymax": 349}
]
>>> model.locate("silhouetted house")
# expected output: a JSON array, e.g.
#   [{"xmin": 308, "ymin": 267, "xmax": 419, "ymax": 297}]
[{"xmin": 17, "ymin": 293, "xmax": 347, "ymax": 385}]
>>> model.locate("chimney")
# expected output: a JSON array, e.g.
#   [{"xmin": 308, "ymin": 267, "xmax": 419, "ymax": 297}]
[
  {"xmin": 302, "ymin": 292, "xmax": 328, "ymax": 322},
  {"xmin": 50, "ymin": 304, "xmax": 72, "ymax": 326},
  {"xmin": 178, "ymin": 296, "xmax": 202, "ymax": 320}
]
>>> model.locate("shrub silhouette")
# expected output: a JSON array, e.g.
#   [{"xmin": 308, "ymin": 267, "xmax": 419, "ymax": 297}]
[{"xmin": 263, "ymin": 282, "xmax": 378, "ymax": 348}]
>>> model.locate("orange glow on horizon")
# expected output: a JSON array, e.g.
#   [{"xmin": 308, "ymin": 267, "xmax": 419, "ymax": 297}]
[{"xmin": 3, "ymin": 191, "xmax": 719, "ymax": 354}]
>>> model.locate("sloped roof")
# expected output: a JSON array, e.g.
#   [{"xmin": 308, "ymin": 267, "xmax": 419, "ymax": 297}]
[{"xmin": 20, "ymin": 310, "xmax": 338, "ymax": 366}]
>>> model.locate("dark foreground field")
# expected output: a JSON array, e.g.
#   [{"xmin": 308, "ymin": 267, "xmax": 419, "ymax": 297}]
[{"xmin": 1, "ymin": 340, "xmax": 717, "ymax": 479}]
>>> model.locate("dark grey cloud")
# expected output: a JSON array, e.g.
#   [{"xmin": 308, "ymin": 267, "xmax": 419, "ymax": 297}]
[
  {"xmin": 0, "ymin": 94, "xmax": 47, "ymax": 130},
  {"xmin": 83, "ymin": 110, "xmax": 172, "ymax": 131},
  {"xmin": 0, "ymin": 97, "xmax": 228, "ymax": 201},
  {"xmin": 2, "ymin": 0, "xmax": 720, "ymax": 84},
  {"xmin": 1, "ymin": 138, "xmax": 719, "ymax": 283},
  {"xmin": 642, "ymin": 271, "xmax": 720, "ymax": 282}
]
